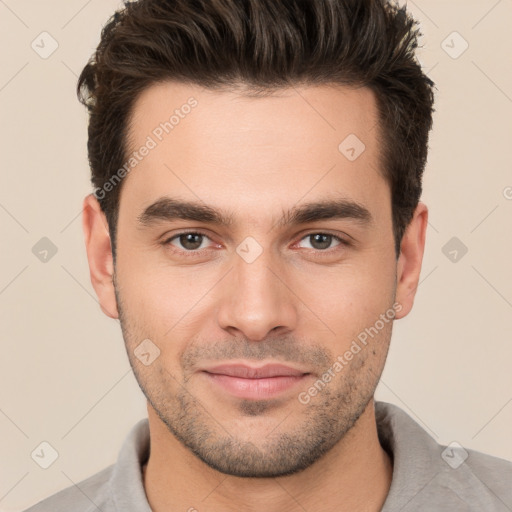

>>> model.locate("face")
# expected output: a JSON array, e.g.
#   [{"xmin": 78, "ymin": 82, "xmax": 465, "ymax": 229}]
[{"xmin": 98, "ymin": 81, "xmax": 413, "ymax": 477}]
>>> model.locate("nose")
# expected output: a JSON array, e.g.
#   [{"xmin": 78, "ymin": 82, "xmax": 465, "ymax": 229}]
[{"xmin": 217, "ymin": 248, "xmax": 298, "ymax": 341}]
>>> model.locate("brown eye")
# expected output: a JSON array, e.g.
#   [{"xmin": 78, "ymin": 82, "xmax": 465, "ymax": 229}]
[
  {"xmin": 176, "ymin": 233, "xmax": 204, "ymax": 250},
  {"xmin": 298, "ymin": 233, "xmax": 343, "ymax": 251},
  {"xmin": 310, "ymin": 234, "xmax": 333, "ymax": 250},
  {"xmin": 164, "ymin": 231, "xmax": 212, "ymax": 252}
]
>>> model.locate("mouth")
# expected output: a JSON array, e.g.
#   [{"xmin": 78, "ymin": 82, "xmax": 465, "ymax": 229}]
[{"xmin": 200, "ymin": 363, "xmax": 312, "ymax": 400}]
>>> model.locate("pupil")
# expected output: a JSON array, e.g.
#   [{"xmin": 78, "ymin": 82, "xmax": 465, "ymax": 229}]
[
  {"xmin": 181, "ymin": 233, "xmax": 202, "ymax": 250},
  {"xmin": 312, "ymin": 234, "xmax": 331, "ymax": 250}
]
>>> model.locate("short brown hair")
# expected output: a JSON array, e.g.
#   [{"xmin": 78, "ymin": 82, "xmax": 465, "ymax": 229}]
[{"xmin": 77, "ymin": 0, "xmax": 435, "ymax": 260}]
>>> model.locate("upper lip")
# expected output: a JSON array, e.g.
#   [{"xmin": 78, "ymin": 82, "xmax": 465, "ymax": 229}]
[{"xmin": 202, "ymin": 363, "xmax": 309, "ymax": 379}]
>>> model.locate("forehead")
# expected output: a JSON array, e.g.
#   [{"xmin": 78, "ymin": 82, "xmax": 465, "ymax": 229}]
[{"xmin": 121, "ymin": 81, "xmax": 387, "ymax": 223}]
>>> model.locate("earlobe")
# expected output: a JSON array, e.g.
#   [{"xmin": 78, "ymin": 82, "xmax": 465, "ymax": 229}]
[
  {"xmin": 82, "ymin": 194, "xmax": 119, "ymax": 319},
  {"xmin": 394, "ymin": 202, "xmax": 428, "ymax": 320}
]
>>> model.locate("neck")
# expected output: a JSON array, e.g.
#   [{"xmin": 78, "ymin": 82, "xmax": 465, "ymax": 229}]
[{"xmin": 143, "ymin": 398, "xmax": 393, "ymax": 512}]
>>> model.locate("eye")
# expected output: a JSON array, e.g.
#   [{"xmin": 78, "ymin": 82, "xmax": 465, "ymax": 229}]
[
  {"xmin": 296, "ymin": 233, "xmax": 347, "ymax": 251},
  {"xmin": 163, "ymin": 231, "xmax": 216, "ymax": 253},
  {"xmin": 162, "ymin": 230, "xmax": 350, "ymax": 258}
]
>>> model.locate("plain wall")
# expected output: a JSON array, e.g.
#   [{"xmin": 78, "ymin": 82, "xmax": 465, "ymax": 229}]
[{"xmin": 1, "ymin": 1, "xmax": 511, "ymax": 510}]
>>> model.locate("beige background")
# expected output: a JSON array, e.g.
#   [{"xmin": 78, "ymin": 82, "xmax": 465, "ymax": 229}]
[{"xmin": 1, "ymin": 0, "xmax": 511, "ymax": 510}]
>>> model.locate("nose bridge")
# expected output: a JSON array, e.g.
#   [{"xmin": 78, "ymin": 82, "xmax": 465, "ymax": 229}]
[
  {"xmin": 217, "ymin": 243, "xmax": 297, "ymax": 340},
  {"xmin": 235, "ymin": 250, "xmax": 278, "ymax": 301}
]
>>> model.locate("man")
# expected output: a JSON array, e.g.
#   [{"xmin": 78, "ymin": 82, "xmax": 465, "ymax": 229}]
[{"xmin": 25, "ymin": 0, "xmax": 512, "ymax": 510}]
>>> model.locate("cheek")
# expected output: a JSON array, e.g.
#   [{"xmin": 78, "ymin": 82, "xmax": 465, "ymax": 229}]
[
  {"xmin": 116, "ymin": 254, "xmax": 219, "ymax": 356},
  {"xmin": 116, "ymin": 241, "xmax": 183, "ymax": 307},
  {"xmin": 291, "ymin": 258, "xmax": 396, "ymax": 334}
]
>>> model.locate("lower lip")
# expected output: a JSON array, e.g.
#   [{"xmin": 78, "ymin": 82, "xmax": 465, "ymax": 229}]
[{"xmin": 203, "ymin": 372, "xmax": 309, "ymax": 400}]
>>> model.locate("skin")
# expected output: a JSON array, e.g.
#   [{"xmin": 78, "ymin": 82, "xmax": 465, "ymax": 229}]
[{"xmin": 83, "ymin": 81, "xmax": 428, "ymax": 512}]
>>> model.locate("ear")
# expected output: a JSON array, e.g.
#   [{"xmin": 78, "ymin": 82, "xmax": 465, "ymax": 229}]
[
  {"xmin": 394, "ymin": 202, "xmax": 428, "ymax": 319},
  {"xmin": 82, "ymin": 193, "xmax": 119, "ymax": 319}
]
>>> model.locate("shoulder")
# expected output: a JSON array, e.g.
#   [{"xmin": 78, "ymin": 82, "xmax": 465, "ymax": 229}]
[
  {"xmin": 407, "ymin": 447, "xmax": 512, "ymax": 511},
  {"xmin": 461, "ymin": 445, "xmax": 512, "ymax": 503},
  {"xmin": 22, "ymin": 418, "xmax": 150, "ymax": 512},
  {"xmin": 22, "ymin": 464, "xmax": 115, "ymax": 512},
  {"xmin": 376, "ymin": 401, "xmax": 512, "ymax": 511}
]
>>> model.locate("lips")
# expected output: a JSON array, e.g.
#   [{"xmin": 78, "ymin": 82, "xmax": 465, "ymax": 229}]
[
  {"xmin": 200, "ymin": 363, "xmax": 311, "ymax": 400},
  {"xmin": 202, "ymin": 363, "xmax": 308, "ymax": 379}
]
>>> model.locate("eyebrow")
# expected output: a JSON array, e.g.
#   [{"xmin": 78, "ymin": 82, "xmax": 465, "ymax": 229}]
[{"xmin": 136, "ymin": 196, "xmax": 373, "ymax": 230}]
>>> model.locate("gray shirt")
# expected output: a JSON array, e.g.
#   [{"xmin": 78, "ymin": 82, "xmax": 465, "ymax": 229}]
[{"xmin": 23, "ymin": 401, "xmax": 512, "ymax": 511}]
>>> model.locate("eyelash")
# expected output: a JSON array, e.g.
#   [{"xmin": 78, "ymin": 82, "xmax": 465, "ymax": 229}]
[{"xmin": 161, "ymin": 230, "xmax": 351, "ymax": 258}]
